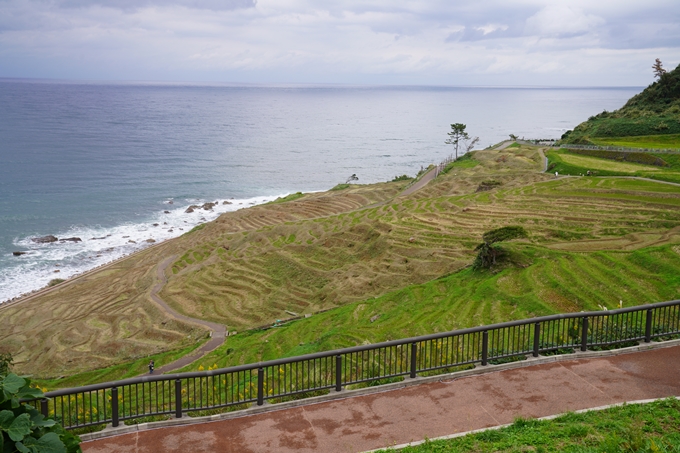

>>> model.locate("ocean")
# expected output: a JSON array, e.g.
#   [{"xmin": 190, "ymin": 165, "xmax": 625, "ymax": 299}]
[{"xmin": 0, "ymin": 80, "xmax": 641, "ymax": 302}]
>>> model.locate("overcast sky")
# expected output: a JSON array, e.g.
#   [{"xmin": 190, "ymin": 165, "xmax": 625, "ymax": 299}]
[{"xmin": 0, "ymin": 0, "xmax": 679, "ymax": 86}]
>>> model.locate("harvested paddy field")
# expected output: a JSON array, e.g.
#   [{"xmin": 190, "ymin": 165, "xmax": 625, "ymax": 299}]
[{"xmin": 3, "ymin": 144, "xmax": 680, "ymax": 384}]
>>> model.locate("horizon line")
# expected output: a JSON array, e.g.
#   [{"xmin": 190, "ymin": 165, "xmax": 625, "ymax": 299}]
[{"xmin": 0, "ymin": 76, "xmax": 645, "ymax": 90}]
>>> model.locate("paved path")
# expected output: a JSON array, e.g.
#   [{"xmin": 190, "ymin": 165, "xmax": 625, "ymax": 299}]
[
  {"xmin": 82, "ymin": 345, "xmax": 680, "ymax": 453},
  {"xmin": 148, "ymin": 256, "xmax": 226, "ymax": 374},
  {"xmin": 493, "ymin": 140, "xmax": 514, "ymax": 150},
  {"xmin": 397, "ymin": 167, "xmax": 437, "ymax": 198}
]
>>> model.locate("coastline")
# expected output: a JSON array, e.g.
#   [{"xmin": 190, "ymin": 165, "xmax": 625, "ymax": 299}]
[{"xmin": 0, "ymin": 193, "xmax": 289, "ymax": 306}]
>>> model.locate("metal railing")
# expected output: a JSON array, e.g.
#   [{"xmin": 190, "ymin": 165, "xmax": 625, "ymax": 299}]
[{"xmin": 32, "ymin": 299, "xmax": 680, "ymax": 430}]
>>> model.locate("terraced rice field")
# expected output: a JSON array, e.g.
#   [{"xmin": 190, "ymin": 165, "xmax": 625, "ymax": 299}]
[
  {"xmin": 0, "ymin": 181, "xmax": 403, "ymax": 378},
  {"xmin": 3, "ymin": 144, "xmax": 680, "ymax": 383},
  {"xmin": 162, "ymin": 168, "xmax": 680, "ymax": 330},
  {"xmin": 547, "ymin": 148, "xmax": 680, "ymax": 184},
  {"xmin": 182, "ymin": 241, "xmax": 680, "ymax": 372},
  {"xmin": 557, "ymin": 154, "xmax": 663, "ymax": 172}
]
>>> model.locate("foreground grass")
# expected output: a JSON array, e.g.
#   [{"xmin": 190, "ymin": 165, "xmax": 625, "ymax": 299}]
[
  {"xmin": 376, "ymin": 398, "xmax": 680, "ymax": 453},
  {"xmin": 591, "ymin": 134, "xmax": 680, "ymax": 149}
]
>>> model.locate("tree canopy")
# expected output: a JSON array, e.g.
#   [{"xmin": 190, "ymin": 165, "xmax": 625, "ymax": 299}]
[
  {"xmin": 445, "ymin": 123, "xmax": 469, "ymax": 160},
  {"xmin": 473, "ymin": 226, "xmax": 528, "ymax": 269}
]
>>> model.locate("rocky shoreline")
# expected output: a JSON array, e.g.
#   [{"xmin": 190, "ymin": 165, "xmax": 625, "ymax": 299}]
[{"xmin": 2, "ymin": 196, "xmax": 269, "ymax": 304}]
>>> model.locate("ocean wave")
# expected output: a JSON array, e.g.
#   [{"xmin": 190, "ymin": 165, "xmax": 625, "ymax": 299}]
[{"xmin": 0, "ymin": 194, "xmax": 286, "ymax": 303}]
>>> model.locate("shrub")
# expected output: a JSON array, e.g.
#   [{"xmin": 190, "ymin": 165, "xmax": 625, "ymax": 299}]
[
  {"xmin": 47, "ymin": 279, "xmax": 65, "ymax": 287},
  {"xmin": 473, "ymin": 226, "xmax": 529, "ymax": 269},
  {"xmin": 476, "ymin": 180, "xmax": 502, "ymax": 192},
  {"xmin": 0, "ymin": 372, "xmax": 82, "ymax": 453}
]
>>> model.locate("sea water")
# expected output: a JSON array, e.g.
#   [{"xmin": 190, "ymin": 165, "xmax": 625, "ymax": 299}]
[{"xmin": 0, "ymin": 81, "xmax": 641, "ymax": 301}]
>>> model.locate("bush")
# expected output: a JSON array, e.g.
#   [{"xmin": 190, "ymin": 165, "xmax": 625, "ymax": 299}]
[
  {"xmin": 473, "ymin": 226, "xmax": 529, "ymax": 269},
  {"xmin": 476, "ymin": 180, "xmax": 502, "ymax": 192},
  {"xmin": 0, "ymin": 373, "xmax": 82, "ymax": 453},
  {"xmin": 391, "ymin": 175, "xmax": 412, "ymax": 182},
  {"xmin": 47, "ymin": 279, "xmax": 65, "ymax": 287}
]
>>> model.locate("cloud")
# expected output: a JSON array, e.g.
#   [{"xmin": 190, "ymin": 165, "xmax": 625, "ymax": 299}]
[
  {"xmin": 524, "ymin": 4, "xmax": 605, "ymax": 38},
  {"xmin": 54, "ymin": 0, "xmax": 256, "ymax": 12},
  {"xmin": 0, "ymin": 0, "xmax": 679, "ymax": 85}
]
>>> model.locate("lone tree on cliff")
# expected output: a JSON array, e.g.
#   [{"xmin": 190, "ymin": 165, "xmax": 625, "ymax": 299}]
[
  {"xmin": 445, "ymin": 123, "xmax": 469, "ymax": 160},
  {"xmin": 446, "ymin": 123, "xmax": 479, "ymax": 160},
  {"xmin": 653, "ymin": 58, "xmax": 666, "ymax": 80},
  {"xmin": 473, "ymin": 226, "xmax": 528, "ymax": 269}
]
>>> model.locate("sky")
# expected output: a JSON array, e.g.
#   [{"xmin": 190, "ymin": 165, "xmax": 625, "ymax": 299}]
[{"xmin": 0, "ymin": 0, "xmax": 679, "ymax": 86}]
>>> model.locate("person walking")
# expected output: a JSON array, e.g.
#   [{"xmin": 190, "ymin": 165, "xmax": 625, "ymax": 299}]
[{"xmin": 148, "ymin": 360, "xmax": 155, "ymax": 374}]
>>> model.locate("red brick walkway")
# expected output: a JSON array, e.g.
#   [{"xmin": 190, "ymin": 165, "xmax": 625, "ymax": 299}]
[{"xmin": 82, "ymin": 345, "xmax": 680, "ymax": 453}]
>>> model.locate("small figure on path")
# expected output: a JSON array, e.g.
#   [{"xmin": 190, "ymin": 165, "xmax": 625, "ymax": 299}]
[
  {"xmin": 555, "ymin": 171, "xmax": 559, "ymax": 178},
  {"xmin": 148, "ymin": 360, "xmax": 155, "ymax": 374}
]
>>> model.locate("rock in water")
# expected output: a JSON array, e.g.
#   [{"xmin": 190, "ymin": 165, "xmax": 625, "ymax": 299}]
[
  {"xmin": 201, "ymin": 202, "xmax": 217, "ymax": 210},
  {"xmin": 32, "ymin": 235, "xmax": 58, "ymax": 243},
  {"xmin": 12, "ymin": 251, "xmax": 27, "ymax": 256},
  {"xmin": 146, "ymin": 239, "xmax": 156, "ymax": 243},
  {"xmin": 60, "ymin": 237, "xmax": 82, "ymax": 243},
  {"xmin": 222, "ymin": 200, "xmax": 232, "ymax": 205}
]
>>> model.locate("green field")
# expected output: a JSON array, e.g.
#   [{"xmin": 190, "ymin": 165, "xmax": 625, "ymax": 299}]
[
  {"xmin": 179, "ymin": 241, "xmax": 680, "ymax": 373},
  {"xmin": 547, "ymin": 149, "xmax": 680, "ymax": 184},
  {"xmin": 376, "ymin": 398, "xmax": 680, "ymax": 453},
  {"xmin": 591, "ymin": 134, "xmax": 680, "ymax": 149}
]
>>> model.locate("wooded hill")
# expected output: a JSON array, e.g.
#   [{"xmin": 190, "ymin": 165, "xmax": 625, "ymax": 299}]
[{"xmin": 561, "ymin": 62, "xmax": 680, "ymax": 144}]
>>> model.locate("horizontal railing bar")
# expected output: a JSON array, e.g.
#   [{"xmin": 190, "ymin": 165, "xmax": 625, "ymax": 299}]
[{"xmin": 39, "ymin": 299, "xmax": 680, "ymax": 398}]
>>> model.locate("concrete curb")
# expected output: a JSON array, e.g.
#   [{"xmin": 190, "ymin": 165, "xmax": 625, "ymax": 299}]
[{"xmin": 79, "ymin": 338, "xmax": 680, "ymax": 442}]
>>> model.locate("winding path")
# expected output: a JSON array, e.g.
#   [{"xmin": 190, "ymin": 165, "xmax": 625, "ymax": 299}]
[
  {"xmin": 148, "ymin": 256, "xmax": 227, "ymax": 374},
  {"xmin": 397, "ymin": 167, "xmax": 437, "ymax": 197}
]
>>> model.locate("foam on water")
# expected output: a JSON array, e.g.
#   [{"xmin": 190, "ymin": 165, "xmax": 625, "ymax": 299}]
[{"xmin": 0, "ymin": 194, "xmax": 286, "ymax": 302}]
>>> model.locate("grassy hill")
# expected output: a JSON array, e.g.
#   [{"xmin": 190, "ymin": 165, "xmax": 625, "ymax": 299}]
[{"xmin": 561, "ymin": 62, "xmax": 680, "ymax": 144}]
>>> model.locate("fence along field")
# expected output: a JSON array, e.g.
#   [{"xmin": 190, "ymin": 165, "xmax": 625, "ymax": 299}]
[{"xmin": 33, "ymin": 299, "xmax": 680, "ymax": 431}]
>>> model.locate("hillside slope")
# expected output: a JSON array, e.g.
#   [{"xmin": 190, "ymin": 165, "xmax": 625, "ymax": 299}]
[
  {"xmin": 562, "ymin": 62, "xmax": 680, "ymax": 143},
  {"xmin": 3, "ymin": 144, "xmax": 680, "ymax": 382}
]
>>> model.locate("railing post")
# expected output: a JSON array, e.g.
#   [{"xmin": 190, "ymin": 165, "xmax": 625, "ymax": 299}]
[
  {"xmin": 581, "ymin": 317, "xmax": 589, "ymax": 352},
  {"xmin": 335, "ymin": 355, "xmax": 342, "ymax": 391},
  {"xmin": 174, "ymin": 379, "xmax": 182, "ymax": 419},
  {"xmin": 410, "ymin": 342, "xmax": 418, "ymax": 378},
  {"xmin": 482, "ymin": 331, "xmax": 489, "ymax": 366},
  {"xmin": 645, "ymin": 309, "xmax": 653, "ymax": 343},
  {"xmin": 257, "ymin": 368, "xmax": 264, "ymax": 406},
  {"xmin": 111, "ymin": 387, "xmax": 119, "ymax": 427},
  {"xmin": 40, "ymin": 398, "xmax": 48, "ymax": 418},
  {"xmin": 533, "ymin": 322, "xmax": 540, "ymax": 358}
]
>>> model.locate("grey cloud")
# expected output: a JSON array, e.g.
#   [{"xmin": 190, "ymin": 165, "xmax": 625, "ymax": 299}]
[
  {"xmin": 55, "ymin": 0, "xmax": 256, "ymax": 11},
  {"xmin": 605, "ymin": 23, "xmax": 680, "ymax": 50}
]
